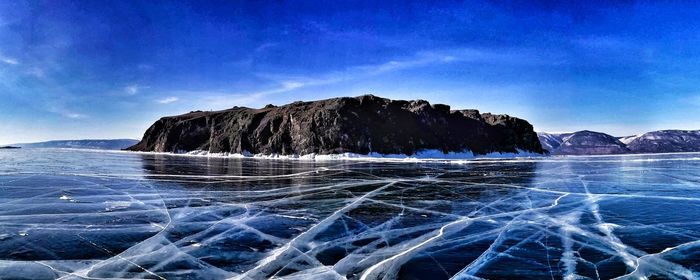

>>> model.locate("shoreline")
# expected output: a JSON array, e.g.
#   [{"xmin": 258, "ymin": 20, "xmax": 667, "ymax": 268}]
[
  {"xmin": 123, "ymin": 149, "xmax": 546, "ymax": 163},
  {"xmin": 11, "ymin": 148, "xmax": 700, "ymax": 164},
  {"xmin": 17, "ymin": 148, "xmax": 547, "ymax": 163}
]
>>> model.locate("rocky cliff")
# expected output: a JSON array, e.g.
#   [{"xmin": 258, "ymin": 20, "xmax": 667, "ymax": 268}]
[{"xmin": 127, "ymin": 95, "xmax": 544, "ymax": 156}]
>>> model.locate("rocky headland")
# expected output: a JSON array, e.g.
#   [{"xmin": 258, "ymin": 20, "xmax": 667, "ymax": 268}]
[{"xmin": 127, "ymin": 95, "xmax": 545, "ymax": 157}]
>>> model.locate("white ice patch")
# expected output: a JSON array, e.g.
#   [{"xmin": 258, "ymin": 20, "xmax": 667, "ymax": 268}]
[
  {"xmin": 619, "ymin": 134, "xmax": 641, "ymax": 144},
  {"xmin": 128, "ymin": 149, "xmax": 545, "ymax": 162},
  {"xmin": 104, "ymin": 201, "xmax": 132, "ymax": 211}
]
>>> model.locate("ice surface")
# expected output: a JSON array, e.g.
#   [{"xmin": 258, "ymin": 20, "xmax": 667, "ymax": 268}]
[{"xmin": 0, "ymin": 148, "xmax": 699, "ymax": 279}]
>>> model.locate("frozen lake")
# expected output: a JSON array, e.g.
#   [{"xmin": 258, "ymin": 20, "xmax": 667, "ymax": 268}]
[{"xmin": 0, "ymin": 149, "xmax": 699, "ymax": 279}]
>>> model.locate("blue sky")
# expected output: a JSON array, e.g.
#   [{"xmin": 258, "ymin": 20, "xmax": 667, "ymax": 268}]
[{"xmin": 1, "ymin": 0, "xmax": 700, "ymax": 144}]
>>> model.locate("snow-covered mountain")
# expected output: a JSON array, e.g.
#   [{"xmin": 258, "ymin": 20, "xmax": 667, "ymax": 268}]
[
  {"xmin": 537, "ymin": 132, "xmax": 564, "ymax": 153},
  {"xmin": 626, "ymin": 130, "xmax": 700, "ymax": 153},
  {"xmin": 539, "ymin": 129, "xmax": 700, "ymax": 155},
  {"xmin": 618, "ymin": 135, "xmax": 641, "ymax": 145},
  {"xmin": 540, "ymin": 130, "xmax": 629, "ymax": 155},
  {"xmin": 13, "ymin": 139, "xmax": 139, "ymax": 150}
]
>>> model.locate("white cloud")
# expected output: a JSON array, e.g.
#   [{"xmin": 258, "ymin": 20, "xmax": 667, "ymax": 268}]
[
  {"xmin": 125, "ymin": 85, "xmax": 139, "ymax": 95},
  {"xmin": 0, "ymin": 55, "xmax": 18, "ymax": 65},
  {"xmin": 170, "ymin": 50, "xmax": 484, "ymax": 110},
  {"xmin": 281, "ymin": 81, "xmax": 304, "ymax": 90},
  {"xmin": 64, "ymin": 113, "xmax": 87, "ymax": 119},
  {"xmin": 253, "ymin": 47, "xmax": 545, "ymax": 94},
  {"xmin": 254, "ymin": 42, "xmax": 279, "ymax": 53},
  {"xmin": 27, "ymin": 67, "xmax": 45, "ymax": 78},
  {"xmin": 157, "ymin": 47, "xmax": 554, "ymax": 110},
  {"xmin": 46, "ymin": 104, "xmax": 88, "ymax": 119},
  {"xmin": 158, "ymin": 97, "xmax": 179, "ymax": 104}
]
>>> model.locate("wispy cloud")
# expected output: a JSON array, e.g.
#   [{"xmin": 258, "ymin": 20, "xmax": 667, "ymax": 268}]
[
  {"xmin": 47, "ymin": 105, "xmax": 88, "ymax": 119},
  {"xmin": 27, "ymin": 67, "xmax": 45, "ymax": 78},
  {"xmin": 158, "ymin": 97, "xmax": 179, "ymax": 104},
  {"xmin": 64, "ymin": 113, "xmax": 87, "ymax": 119},
  {"xmin": 125, "ymin": 85, "xmax": 139, "ymax": 95},
  {"xmin": 571, "ymin": 36, "xmax": 654, "ymax": 63},
  {"xmin": 157, "ymin": 47, "xmax": 559, "ymax": 110},
  {"xmin": 159, "ymin": 51, "xmax": 461, "ymax": 110},
  {"xmin": 176, "ymin": 82, "xmax": 305, "ymax": 109},
  {"xmin": 252, "ymin": 47, "xmax": 547, "ymax": 95},
  {"xmin": 0, "ymin": 55, "xmax": 18, "ymax": 65},
  {"xmin": 249, "ymin": 51, "xmax": 456, "ymax": 95},
  {"xmin": 254, "ymin": 42, "xmax": 279, "ymax": 53},
  {"xmin": 137, "ymin": 64, "xmax": 154, "ymax": 71},
  {"xmin": 350, "ymin": 51, "xmax": 456, "ymax": 75}
]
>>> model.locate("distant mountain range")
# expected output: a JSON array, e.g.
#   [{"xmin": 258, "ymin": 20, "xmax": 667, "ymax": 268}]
[
  {"xmin": 7, "ymin": 129, "xmax": 700, "ymax": 156},
  {"xmin": 538, "ymin": 130, "xmax": 700, "ymax": 155},
  {"xmin": 12, "ymin": 139, "xmax": 139, "ymax": 150}
]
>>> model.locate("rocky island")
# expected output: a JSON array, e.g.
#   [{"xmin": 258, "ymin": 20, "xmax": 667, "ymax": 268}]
[{"xmin": 128, "ymin": 95, "xmax": 545, "ymax": 157}]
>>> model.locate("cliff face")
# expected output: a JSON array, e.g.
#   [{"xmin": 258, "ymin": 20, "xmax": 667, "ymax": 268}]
[{"xmin": 127, "ymin": 95, "xmax": 544, "ymax": 156}]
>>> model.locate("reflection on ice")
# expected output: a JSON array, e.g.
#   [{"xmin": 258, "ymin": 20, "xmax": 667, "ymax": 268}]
[{"xmin": 0, "ymin": 149, "xmax": 699, "ymax": 279}]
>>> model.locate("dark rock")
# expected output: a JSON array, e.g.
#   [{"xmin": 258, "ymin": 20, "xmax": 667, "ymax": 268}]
[
  {"xmin": 0, "ymin": 146, "xmax": 20, "ymax": 149},
  {"xmin": 626, "ymin": 130, "xmax": 700, "ymax": 153},
  {"xmin": 127, "ymin": 95, "xmax": 545, "ymax": 156}
]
